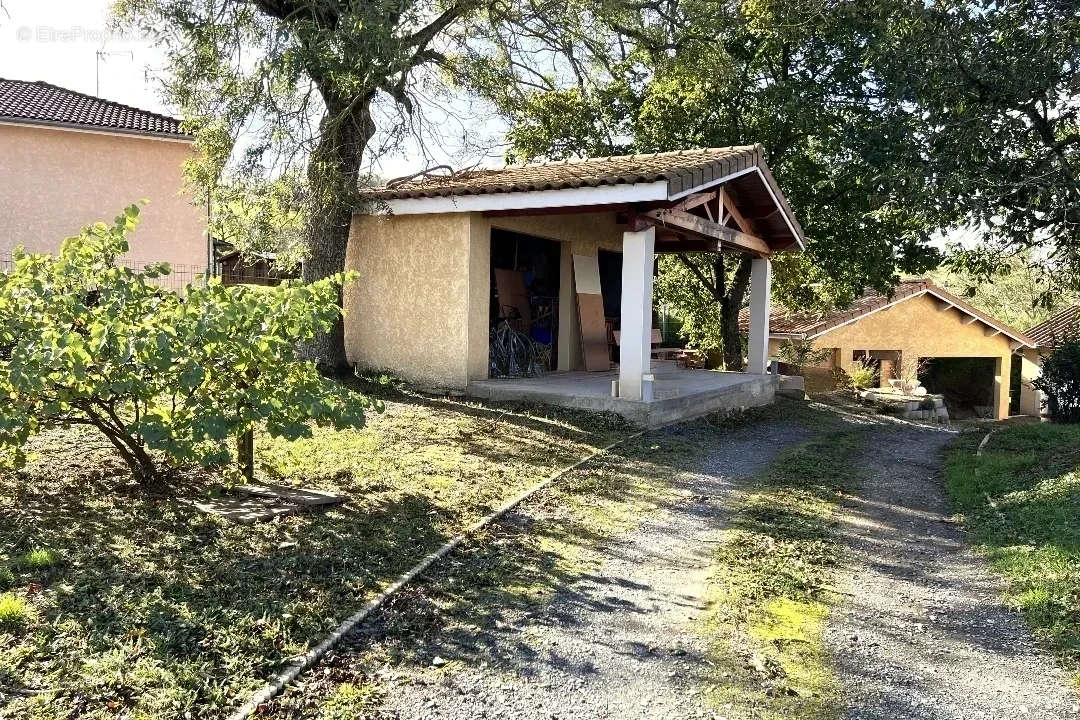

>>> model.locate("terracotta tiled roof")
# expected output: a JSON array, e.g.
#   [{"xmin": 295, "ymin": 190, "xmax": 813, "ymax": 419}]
[
  {"xmin": 1026, "ymin": 304, "xmax": 1080, "ymax": 348},
  {"xmin": 0, "ymin": 78, "xmax": 189, "ymax": 139},
  {"xmin": 365, "ymin": 145, "xmax": 780, "ymax": 203},
  {"xmin": 740, "ymin": 278, "xmax": 1034, "ymax": 347}
]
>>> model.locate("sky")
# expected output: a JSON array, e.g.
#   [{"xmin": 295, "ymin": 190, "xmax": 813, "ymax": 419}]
[
  {"xmin": 0, "ymin": 1, "xmax": 170, "ymax": 115},
  {"xmin": 0, "ymin": 0, "xmax": 502, "ymax": 178}
]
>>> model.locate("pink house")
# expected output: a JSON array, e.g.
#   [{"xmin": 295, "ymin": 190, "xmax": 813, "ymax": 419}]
[{"xmin": 0, "ymin": 79, "xmax": 206, "ymax": 283}]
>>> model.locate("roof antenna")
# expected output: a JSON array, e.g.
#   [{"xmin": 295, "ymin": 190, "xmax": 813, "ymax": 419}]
[{"xmin": 95, "ymin": 46, "xmax": 134, "ymax": 97}]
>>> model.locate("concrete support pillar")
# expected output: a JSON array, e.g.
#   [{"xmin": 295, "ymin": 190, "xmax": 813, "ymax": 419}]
[
  {"xmin": 1018, "ymin": 348, "xmax": 1043, "ymax": 416},
  {"xmin": 747, "ymin": 257, "xmax": 772, "ymax": 375},
  {"xmin": 993, "ymin": 354, "xmax": 1012, "ymax": 420},
  {"xmin": 618, "ymin": 227, "xmax": 655, "ymax": 400},
  {"xmin": 557, "ymin": 242, "xmax": 577, "ymax": 372}
]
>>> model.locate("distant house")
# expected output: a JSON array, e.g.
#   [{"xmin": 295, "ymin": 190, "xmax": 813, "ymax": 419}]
[
  {"xmin": 0, "ymin": 78, "xmax": 206, "ymax": 281},
  {"xmin": 740, "ymin": 278, "xmax": 1035, "ymax": 420}
]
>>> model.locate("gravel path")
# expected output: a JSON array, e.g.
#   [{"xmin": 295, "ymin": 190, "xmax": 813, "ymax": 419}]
[
  {"xmin": 825, "ymin": 423, "xmax": 1080, "ymax": 719},
  {"xmin": 366, "ymin": 421, "xmax": 810, "ymax": 720}
]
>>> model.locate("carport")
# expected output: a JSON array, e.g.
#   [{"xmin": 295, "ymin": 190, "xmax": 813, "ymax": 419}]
[{"xmin": 744, "ymin": 279, "xmax": 1036, "ymax": 420}]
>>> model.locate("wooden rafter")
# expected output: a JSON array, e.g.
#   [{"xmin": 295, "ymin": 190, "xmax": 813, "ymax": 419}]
[
  {"xmin": 673, "ymin": 191, "xmax": 717, "ymax": 213},
  {"xmin": 719, "ymin": 188, "xmax": 754, "ymax": 234},
  {"xmin": 643, "ymin": 207, "xmax": 771, "ymax": 257}
]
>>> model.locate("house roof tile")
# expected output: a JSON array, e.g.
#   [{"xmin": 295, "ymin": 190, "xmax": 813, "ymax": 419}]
[
  {"xmin": 366, "ymin": 146, "xmax": 763, "ymax": 200},
  {"xmin": 362, "ymin": 145, "xmax": 805, "ymax": 249},
  {"xmin": 1026, "ymin": 304, "xmax": 1080, "ymax": 348},
  {"xmin": 0, "ymin": 78, "xmax": 189, "ymax": 139}
]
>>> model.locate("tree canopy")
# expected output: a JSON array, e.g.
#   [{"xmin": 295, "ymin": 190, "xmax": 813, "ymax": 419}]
[
  {"xmin": 458, "ymin": 0, "xmax": 1079, "ymax": 361},
  {"xmin": 116, "ymin": 0, "xmax": 494, "ymax": 372},
  {"xmin": 460, "ymin": 0, "xmax": 944, "ymax": 365},
  {"xmin": 879, "ymin": 0, "xmax": 1080, "ymax": 283}
]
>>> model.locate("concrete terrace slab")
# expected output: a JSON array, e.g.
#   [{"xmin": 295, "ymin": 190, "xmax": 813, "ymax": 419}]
[{"xmin": 466, "ymin": 363, "xmax": 779, "ymax": 427}]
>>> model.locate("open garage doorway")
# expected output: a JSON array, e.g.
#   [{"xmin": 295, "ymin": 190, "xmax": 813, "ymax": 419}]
[
  {"xmin": 489, "ymin": 229, "xmax": 561, "ymax": 377},
  {"xmin": 920, "ymin": 357, "xmax": 997, "ymax": 419}
]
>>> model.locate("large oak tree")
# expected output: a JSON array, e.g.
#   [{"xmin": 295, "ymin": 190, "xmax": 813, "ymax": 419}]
[{"xmin": 117, "ymin": 0, "xmax": 488, "ymax": 373}]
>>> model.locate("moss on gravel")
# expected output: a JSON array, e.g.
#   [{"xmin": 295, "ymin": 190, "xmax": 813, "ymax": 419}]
[{"xmin": 698, "ymin": 402, "xmax": 862, "ymax": 718}]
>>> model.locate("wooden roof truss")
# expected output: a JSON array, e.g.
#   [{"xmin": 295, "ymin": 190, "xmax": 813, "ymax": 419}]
[{"xmin": 629, "ymin": 187, "xmax": 772, "ymax": 258}]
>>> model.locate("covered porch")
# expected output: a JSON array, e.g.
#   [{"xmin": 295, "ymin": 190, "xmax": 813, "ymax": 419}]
[
  {"xmin": 354, "ymin": 146, "xmax": 805, "ymax": 425},
  {"xmin": 468, "ymin": 362, "xmax": 782, "ymax": 427}
]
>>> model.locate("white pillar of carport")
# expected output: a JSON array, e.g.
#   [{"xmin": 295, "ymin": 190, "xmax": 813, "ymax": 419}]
[{"xmin": 618, "ymin": 226, "xmax": 656, "ymax": 401}]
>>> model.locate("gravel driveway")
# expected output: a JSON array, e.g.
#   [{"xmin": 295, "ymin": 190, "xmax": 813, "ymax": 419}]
[
  {"xmin": 280, "ymin": 407, "xmax": 1080, "ymax": 720},
  {"xmin": 360, "ymin": 420, "xmax": 810, "ymax": 720},
  {"xmin": 824, "ymin": 422, "xmax": 1080, "ymax": 719}
]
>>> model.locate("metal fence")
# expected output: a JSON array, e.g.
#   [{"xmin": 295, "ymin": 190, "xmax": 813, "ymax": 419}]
[{"xmin": 0, "ymin": 258, "xmax": 208, "ymax": 296}]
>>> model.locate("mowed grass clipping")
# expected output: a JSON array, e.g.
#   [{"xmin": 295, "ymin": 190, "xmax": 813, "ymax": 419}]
[
  {"xmin": 944, "ymin": 422, "xmax": 1080, "ymax": 680},
  {"xmin": 700, "ymin": 402, "xmax": 864, "ymax": 719},
  {"xmin": 0, "ymin": 382, "xmax": 630, "ymax": 720}
]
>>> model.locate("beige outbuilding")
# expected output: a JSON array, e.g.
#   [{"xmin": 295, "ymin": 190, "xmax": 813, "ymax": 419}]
[
  {"xmin": 345, "ymin": 146, "xmax": 805, "ymax": 426},
  {"xmin": 745, "ymin": 279, "xmax": 1035, "ymax": 420},
  {"xmin": 0, "ymin": 78, "xmax": 206, "ymax": 279}
]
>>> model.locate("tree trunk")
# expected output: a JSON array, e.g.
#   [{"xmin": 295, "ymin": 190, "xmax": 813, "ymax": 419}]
[
  {"xmin": 674, "ymin": 252, "xmax": 755, "ymax": 372},
  {"xmin": 237, "ymin": 427, "xmax": 254, "ymax": 482},
  {"xmin": 298, "ymin": 95, "xmax": 376, "ymax": 375},
  {"xmin": 720, "ymin": 256, "xmax": 753, "ymax": 371},
  {"xmin": 88, "ymin": 414, "xmax": 158, "ymax": 483}
]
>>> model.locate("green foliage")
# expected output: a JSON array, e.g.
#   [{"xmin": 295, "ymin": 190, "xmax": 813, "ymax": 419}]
[
  {"xmin": 17, "ymin": 549, "xmax": 60, "ymax": 571},
  {"xmin": 776, "ymin": 340, "xmax": 832, "ymax": 375},
  {"xmin": 319, "ymin": 682, "xmax": 385, "ymax": 720},
  {"xmin": 929, "ymin": 256, "xmax": 1080, "ymax": 331},
  {"xmin": 210, "ymin": 173, "xmax": 308, "ymax": 271},
  {"xmin": 944, "ymin": 424, "xmax": 1080, "ymax": 679},
  {"xmin": 1034, "ymin": 339, "xmax": 1080, "ymax": 422},
  {"xmin": 654, "ymin": 256, "xmax": 723, "ymax": 354},
  {"xmin": 0, "ymin": 592, "xmax": 34, "ymax": 629},
  {"xmin": 879, "ymin": 0, "xmax": 1080, "ymax": 278},
  {"xmin": 0, "ymin": 205, "xmax": 376, "ymax": 482},
  {"xmin": 846, "ymin": 358, "xmax": 877, "ymax": 390},
  {"xmin": 0, "ymin": 565, "xmax": 13, "ymax": 590}
]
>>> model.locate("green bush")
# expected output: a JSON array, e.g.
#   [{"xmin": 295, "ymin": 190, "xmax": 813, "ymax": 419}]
[
  {"xmin": 776, "ymin": 339, "xmax": 832, "ymax": 375},
  {"xmin": 0, "ymin": 565, "xmax": 12, "ymax": 590},
  {"xmin": 846, "ymin": 358, "xmax": 877, "ymax": 390},
  {"xmin": 17, "ymin": 548, "xmax": 60, "ymax": 570},
  {"xmin": 0, "ymin": 592, "xmax": 34, "ymax": 629},
  {"xmin": 0, "ymin": 205, "xmax": 379, "ymax": 483},
  {"xmin": 1034, "ymin": 339, "xmax": 1080, "ymax": 422}
]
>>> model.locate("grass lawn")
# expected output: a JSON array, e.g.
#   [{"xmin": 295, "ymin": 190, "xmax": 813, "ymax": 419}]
[
  {"xmin": 266, "ymin": 414, "xmax": 707, "ymax": 717},
  {"xmin": 944, "ymin": 421, "xmax": 1080, "ymax": 681},
  {"xmin": 0, "ymin": 379, "xmax": 631, "ymax": 719},
  {"xmin": 699, "ymin": 402, "xmax": 865, "ymax": 719}
]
